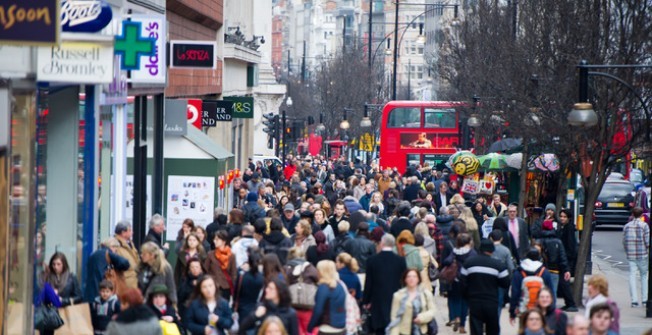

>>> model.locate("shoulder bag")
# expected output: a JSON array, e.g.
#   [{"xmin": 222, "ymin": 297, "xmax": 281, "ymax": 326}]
[{"xmin": 289, "ymin": 263, "xmax": 317, "ymax": 309}]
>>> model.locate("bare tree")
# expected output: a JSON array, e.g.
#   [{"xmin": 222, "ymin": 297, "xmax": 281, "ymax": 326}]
[{"xmin": 439, "ymin": 0, "xmax": 651, "ymax": 303}]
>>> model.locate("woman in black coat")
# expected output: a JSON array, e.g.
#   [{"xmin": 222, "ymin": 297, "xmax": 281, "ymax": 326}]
[
  {"xmin": 184, "ymin": 276, "xmax": 233, "ymax": 335},
  {"xmin": 305, "ymin": 231, "xmax": 335, "ymax": 267},
  {"xmin": 234, "ymin": 247, "xmax": 265, "ymax": 319},
  {"xmin": 177, "ymin": 258, "xmax": 206, "ymax": 318},
  {"xmin": 239, "ymin": 277, "xmax": 299, "ymax": 335},
  {"xmin": 44, "ymin": 252, "xmax": 83, "ymax": 306}
]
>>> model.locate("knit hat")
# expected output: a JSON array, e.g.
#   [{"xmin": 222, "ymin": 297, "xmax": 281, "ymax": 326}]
[
  {"xmin": 479, "ymin": 239, "xmax": 495, "ymax": 253},
  {"xmin": 545, "ymin": 203, "xmax": 556, "ymax": 212},
  {"xmin": 247, "ymin": 192, "xmax": 258, "ymax": 202},
  {"xmin": 149, "ymin": 284, "xmax": 169, "ymax": 296}
]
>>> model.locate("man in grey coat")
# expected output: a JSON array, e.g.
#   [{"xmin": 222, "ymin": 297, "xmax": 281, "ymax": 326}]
[{"xmin": 490, "ymin": 229, "xmax": 514, "ymax": 317}]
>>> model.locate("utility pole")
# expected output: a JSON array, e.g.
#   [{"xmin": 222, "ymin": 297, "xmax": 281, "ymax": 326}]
[
  {"xmin": 368, "ymin": 0, "xmax": 373, "ymax": 68},
  {"xmin": 301, "ymin": 40, "xmax": 306, "ymax": 82},
  {"xmin": 342, "ymin": 15, "xmax": 347, "ymax": 54},
  {"xmin": 392, "ymin": 0, "xmax": 399, "ymax": 100},
  {"xmin": 287, "ymin": 49, "xmax": 291, "ymax": 76},
  {"xmin": 282, "ymin": 110, "xmax": 287, "ymax": 166},
  {"xmin": 407, "ymin": 59, "xmax": 411, "ymax": 100}
]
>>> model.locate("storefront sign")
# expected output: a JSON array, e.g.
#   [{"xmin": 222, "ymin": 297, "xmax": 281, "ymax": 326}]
[
  {"xmin": 187, "ymin": 99, "xmax": 202, "ymax": 130},
  {"xmin": 37, "ymin": 42, "xmax": 114, "ymax": 83},
  {"xmin": 129, "ymin": 15, "xmax": 166, "ymax": 84},
  {"xmin": 145, "ymin": 99, "xmax": 188, "ymax": 136},
  {"xmin": 114, "ymin": 20, "xmax": 155, "ymax": 71},
  {"xmin": 202, "ymin": 100, "xmax": 233, "ymax": 126},
  {"xmin": 0, "ymin": 0, "xmax": 60, "ymax": 45},
  {"xmin": 100, "ymin": 55, "xmax": 128, "ymax": 105},
  {"xmin": 170, "ymin": 40, "xmax": 216, "ymax": 69},
  {"xmin": 400, "ymin": 132, "xmax": 459, "ymax": 149},
  {"xmin": 0, "ymin": 46, "xmax": 33, "ymax": 76},
  {"xmin": 224, "ymin": 96, "xmax": 253, "ymax": 119},
  {"xmin": 60, "ymin": 0, "xmax": 112, "ymax": 33}
]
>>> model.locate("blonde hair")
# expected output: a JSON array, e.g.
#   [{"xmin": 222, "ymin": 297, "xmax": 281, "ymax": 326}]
[
  {"xmin": 101, "ymin": 237, "xmax": 120, "ymax": 248},
  {"xmin": 414, "ymin": 222, "xmax": 429, "ymax": 238},
  {"xmin": 588, "ymin": 274, "xmax": 609, "ymax": 297},
  {"xmin": 257, "ymin": 316, "xmax": 288, "ymax": 335},
  {"xmin": 458, "ymin": 206, "xmax": 479, "ymax": 231},
  {"xmin": 336, "ymin": 252, "xmax": 359, "ymax": 273},
  {"xmin": 140, "ymin": 242, "xmax": 169, "ymax": 274},
  {"xmin": 297, "ymin": 219, "xmax": 312, "ymax": 237},
  {"xmin": 450, "ymin": 193, "xmax": 465, "ymax": 205},
  {"xmin": 316, "ymin": 260, "xmax": 339, "ymax": 288},
  {"xmin": 287, "ymin": 247, "xmax": 306, "ymax": 260},
  {"xmin": 371, "ymin": 191, "xmax": 383, "ymax": 202},
  {"xmin": 337, "ymin": 220, "xmax": 350, "ymax": 233}
]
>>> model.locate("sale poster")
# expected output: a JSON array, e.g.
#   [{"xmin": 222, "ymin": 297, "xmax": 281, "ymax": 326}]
[{"xmin": 166, "ymin": 175, "xmax": 215, "ymax": 240}]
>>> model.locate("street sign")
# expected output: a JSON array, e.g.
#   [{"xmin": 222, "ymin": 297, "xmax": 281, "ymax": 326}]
[
  {"xmin": 114, "ymin": 20, "xmax": 155, "ymax": 70},
  {"xmin": 0, "ymin": 0, "xmax": 60, "ymax": 45},
  {"xmin": 201, "ymin": 100, "xmax": 233, "ymax": 126}
]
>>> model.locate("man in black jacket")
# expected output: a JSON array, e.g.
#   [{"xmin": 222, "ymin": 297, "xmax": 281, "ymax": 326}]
[
  {"xmin": 258, "ymin": 218, "xmax": 293, "ymax": 265},
  {"xmin": 460, "ymin": 240, "xmax": 511, "ymax": 335},
  {"xmin": 403, "ymin": 176, "xmax": 421, "ymax": 203},
  {"xmin": 556, "ymin": 208, "xmax": 579, "ymax": 311},
  {"xmin": 143, "ymin": 214, "xmax": 170, "ymax": 255},
  {"xmin": 363, "ymin": 234, "xmax": 407, "ymax": 335},
  {"xmin": 390, "ymin": 201, "xmax": 413, "ymax": 237}
]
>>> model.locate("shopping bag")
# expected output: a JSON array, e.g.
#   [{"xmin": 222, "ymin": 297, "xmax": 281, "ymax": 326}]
[
  {"xmin": 160, "ymin": 320, "xmax": 182, "ymax": 335},
  {"xmin": 55, "ymin": 303, "xmax": 93, "ymax": 335}
]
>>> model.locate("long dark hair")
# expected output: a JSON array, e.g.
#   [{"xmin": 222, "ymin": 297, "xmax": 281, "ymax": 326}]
[
  {"xmin": 265, "ymin": 277, "xmax": 292, "ymax": 308},
  {"xmin": 262, "ymin": 253, "xmax": 286, "ymax": 283},
  {"xmin": 190, "ymin": 275, "xmax": 221, "ymax": 303},
  {"xmin": 185, "ymin": 257, "xmax": 206, "ymax": 278},
  {"xmin": 247, "ymin": 246, "xmax": 263, "ymax": 276}
]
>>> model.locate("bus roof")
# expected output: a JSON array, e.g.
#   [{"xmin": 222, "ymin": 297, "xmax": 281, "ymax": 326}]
[{"xmin": 383, "ymin": 100, "xmax": 469, "ymax": 108}]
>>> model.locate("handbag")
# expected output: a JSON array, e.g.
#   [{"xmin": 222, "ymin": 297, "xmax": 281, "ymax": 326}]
[
  {"xmin": 54, "ymin": 303, "xmax": 93, "ymax": 335},
  {"xmin": 104, "ymin": 251, "xmax": 126, "ymax": 296},
  {"xmin": 427, "ymin": 319, "xmax": 439, "ymax": 335},
  {"xmin": 437, "ymin": 259, "xmax": 458, "ymax": 282},
  {"xmin": 427, "ymin": 255, "xmax": 439, "ymax": 282},
  {"xmin": 289, "ymin": 263, "xmax": 317, "ymax": 310},
  {"xmin": 35, "ymin": 304, "xmax": 64, "ymax": 331},
  {"xmin": 159, "ymin": 320, "xmax": 182, "ymax": 335}
]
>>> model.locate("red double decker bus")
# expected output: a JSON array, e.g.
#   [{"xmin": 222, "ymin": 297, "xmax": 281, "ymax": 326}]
[{"xmin": 379, "ymin": 101, "xmax": 467, "ymax": 173}]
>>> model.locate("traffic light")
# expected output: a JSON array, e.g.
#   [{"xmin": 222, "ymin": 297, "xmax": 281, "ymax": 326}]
[{"xmin": 263, "ymin": 113, "xmax": 279, "ymax": 149}]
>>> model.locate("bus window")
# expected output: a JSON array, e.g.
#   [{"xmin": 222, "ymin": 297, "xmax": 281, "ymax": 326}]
[
  {"xmin": 387, "ymin": 108, "xmax": 421, "ymax": 128},
  {"xmin": 406, "ymin": 154, "xmax": 421, "ymax": 167},
  {"xmin": 424, "ymin": 108, "xmax": 456, "ymax": 128}
]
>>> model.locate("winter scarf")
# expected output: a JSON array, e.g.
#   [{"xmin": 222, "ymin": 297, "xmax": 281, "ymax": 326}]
[{"xmin": 214, "ymin": 246, "xmax": 232, "ymax": 271}]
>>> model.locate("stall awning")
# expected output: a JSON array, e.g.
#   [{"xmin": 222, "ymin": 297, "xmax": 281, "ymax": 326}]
[{"xmin": 127, "ymin": 127, "xmax": 234, "ymax": 160}]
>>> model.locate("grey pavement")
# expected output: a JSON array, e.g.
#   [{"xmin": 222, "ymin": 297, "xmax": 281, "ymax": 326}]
[{"xmin": 431, "ymin": 230, "xmax": 652, "ymax": 335}]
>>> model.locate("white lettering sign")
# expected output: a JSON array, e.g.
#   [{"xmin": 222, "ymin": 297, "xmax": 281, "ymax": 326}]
[
  {"xmin": 61, "ymin": 1, "xmax": 102, "ymax": 27},
  {"xmin": 130, "ymin": 15, "xmax": 166, "ymax": 85},
  {"xmin": 37, "ymin": 42, "xmax": 113, "ymax": 83}
]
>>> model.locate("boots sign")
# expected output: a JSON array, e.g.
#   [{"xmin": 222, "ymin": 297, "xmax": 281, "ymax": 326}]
[
  {"xmin": 60, "ymin": 0, "xmax": 112, "ymax": 33},
  {"xmin": 201, "ymin": 100, "xmax": 234, "ymax": 126}
]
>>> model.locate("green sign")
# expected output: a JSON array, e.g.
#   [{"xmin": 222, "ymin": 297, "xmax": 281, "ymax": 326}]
[
  {"xmin": 114, "ymin": 20, "xmax": 155, "ymax": 70},
  {"xmin": 225, "ymin": 96, "xmax": 254, "ymax": 119}
]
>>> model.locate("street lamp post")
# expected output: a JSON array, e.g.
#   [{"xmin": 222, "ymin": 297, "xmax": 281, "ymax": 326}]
[
  {"xmin": 568, "ymin": 59, "xmax": 651, "ymax": 316},
  {"xmin": 283, "ymin": 97, "xmax": 293, "ymax": 166}
]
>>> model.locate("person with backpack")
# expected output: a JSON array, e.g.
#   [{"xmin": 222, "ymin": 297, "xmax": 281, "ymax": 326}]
[
  {"xmin": 536, "ymin": 287, "xmax": 568, "ymax": 335},
  {"xmin": 509, "ymin": 248, "xmax": 555, "ymax": 325},
  {"xmin": 442, "ymin": 233, "xmax": 476, "ymax": 334},
  {"xmin": 243, "ymin": 191, "xmax": 267, "ymax": 225},
  {"xmin": 536, "ymin": 220, "xmax": 571, "ymax": 299}
]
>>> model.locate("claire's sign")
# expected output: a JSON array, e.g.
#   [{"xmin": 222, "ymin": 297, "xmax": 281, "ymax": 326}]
[
  {"xmin": 60, "ymin": 0, "xmax": 112, "ymax": 33},
  {"xmin": 129, "ymin": 15, "xmax": 166, "ymax": 85},
  {"xmin": 170, "ymin": 40, "xmax": 217, "ymax": 69},
  {"xmin": 0, "ymin": 0, "xmax": 60, "ymax": 45},
  {"xmin": 202, "ymin": 100, "xmax": 234, "ymax": 126}
]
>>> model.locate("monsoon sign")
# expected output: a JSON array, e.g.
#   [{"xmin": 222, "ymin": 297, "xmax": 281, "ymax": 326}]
[{"xmin": 0, "ymin": 0, "xmax": 60, "ymax": 45}]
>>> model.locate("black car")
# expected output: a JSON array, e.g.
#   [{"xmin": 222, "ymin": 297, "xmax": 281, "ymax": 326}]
[{"xmin": 593, "ymin": 180, "xmax": 635, "ymax": 225}]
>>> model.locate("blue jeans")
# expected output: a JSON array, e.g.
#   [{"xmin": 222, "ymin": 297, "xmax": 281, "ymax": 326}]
[
  {"xmin": 449, "ymin": 295, "xmax": 469, "ymax": 325},
  {"xmin": 498, "ymin": 287, "xmax": 505, "ymax": 318},
  {"xmin": 628, "ymin": 258, "xmax": 649, "ymax": 304},
  {"xmin": 550, "ymin": 272, "xmax": 559, "ymax": 300}
]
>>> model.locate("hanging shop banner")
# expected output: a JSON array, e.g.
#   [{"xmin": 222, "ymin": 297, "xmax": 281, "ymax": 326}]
[
  {"xmin": 124, "ymin": 15, "xmax": 166, "ymax": 84},
  {"xmin": 170, "ymin": 40, "xmax": 217, "ymax": 69},
  {"xmin": 60, "ymin": 0, "xmax": 112, "ymax": 33},
  {"xmin": 201, "ymin": 100, "xmax": 234, "ymax": 126},
  {"xmin": 166, "ymin": 175, "xmax": 215, "ymax": 240},
  {"xmin": 37, "ymin": 42, "xmax": 114, "ymax": 83},
  {"xmin": 0, "ymin": 0, "xmax": 60, "ymax": 45},
  {"xmin": 187, "ymin": 99, "xmax": 203, "ymax": 130},
  {"xmin": 224, "ymin": 96, "xmax": 254, "ymax": 119}
]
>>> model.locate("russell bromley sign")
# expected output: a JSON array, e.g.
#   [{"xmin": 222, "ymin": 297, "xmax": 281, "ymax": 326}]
[{"xmin": 37, "ymin": 42, "xmax": 113, "ymax": 83}]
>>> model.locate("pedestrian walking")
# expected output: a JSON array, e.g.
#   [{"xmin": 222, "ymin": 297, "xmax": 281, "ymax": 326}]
[
  {"xmin": 147, "ymin": 284, "xmax": 183, "ymax": 334},
  {"xmin": 460, "ymin": 239, "xmax": 510, "ymax": 335},
  {"xmin": 43, "ymin": 252, "xmax": 83, "ymax": 306},
  {"xmin": 239, "ymin": 277, "xmax": 299, "ymax": 335},
  {"xmin": 342, "ymin": 221, "xmax": 376, "ymax": 273},
  {"xmin": 137, "ymin": 242, "xmax": 177, "ymax": 305},
  {"xmin": 442, "ymin": 233, "xmax": 477, "ymax": 334},
  {"xmin": 489, "ymin": 229, "xmax": 514, "ymax": 315},
  {"xmin": 535, "ymin": 220, "xmax": 571, "ymax": 298},
  {"xmin": 143, "ymin": 214, "xmax": 170, "ymax": 255},
  {"xmin": 363, "ymin": 234, "xmax": 407, "ymax": 335},
  {"xmin": 506, "ymin": 204, "xmax": 531, "ymax": 260},
  {"xmin": 386, "ymin": 268, "xmax": 437, "ymax": 335},
  {"xmin": 106, "ymin": 288, "xmax": 162, "ymax": 335},
  {"xmin": 335, "ymin": 252, "xmax": 362, "ymax": 301},
  {"xmin": 536, "ymin": 287, "xmax": 567, "ymax": 335},
  {"xmin": 565, "ymin": 314, "xmax": 589, "ymax": 335},
  {"xmin": 204, "ymin": 230, "xmax": 237, "ymax": 301},
  {"xmin": 84, "ymin": 237, "xmax": 130, "ymax": 302},
  {"xmin": 308, "ymin": 260, "xmax": 347, "ymax": 335},
  {"xmin": 177, "ymin": 257, "xmax": 205, "ymax": 319},
  {"xmin": 588, "ymin": 303, "xmax": 618, "ymax": 335},
  {"xmin": 509, "ymin": 248, "xmax": 555, "ymax": 324},
  {"xmin": 174, "ymin": 232, "xmax": 207, "ymax": 286},
  {"xmin": 114, "ymin": 221, "xmax": 140, "ymax": 289},
  {"xmin": 557, "ymin": 208, "xmax": 579, "ymax": 312},
  {"xmin": 184, "ymin": 275, "xmax": 234, "ymax": 335},
  {"xmin": 584, "ymin": 275, "xmax": 619, "ymax": 334},
  {"xmin": 622, "ymin": 207, "xmax": 649, "ymax": 307},
  {"xmin": 517, "ymin": 309, "xmax": 553, "ymax": 335}
]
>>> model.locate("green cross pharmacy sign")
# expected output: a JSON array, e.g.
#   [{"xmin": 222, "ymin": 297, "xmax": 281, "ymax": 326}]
[{"xmin": 114, "ymin": 20, "xmax": 156, "ymax": 70}]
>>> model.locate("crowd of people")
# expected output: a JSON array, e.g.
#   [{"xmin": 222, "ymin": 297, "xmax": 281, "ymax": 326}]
[{"xmin": 34, "ymin": 155, "xmax": 649, "ymax": 335}]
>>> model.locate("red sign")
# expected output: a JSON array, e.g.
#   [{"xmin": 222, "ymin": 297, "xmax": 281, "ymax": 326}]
[
  {"xmin": 400, "ymin": 132, "xmax": 459, "ymax": 149},
  {"xmin": 187, "ymin": 99, "xmax": 202, "ymax": 130}
]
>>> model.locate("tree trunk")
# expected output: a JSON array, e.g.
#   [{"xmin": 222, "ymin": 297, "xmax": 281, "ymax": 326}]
[
  {"xmin": 517, "ymin": 143, "xmax": 529, "ymax": 218},
  {"xmin": 555, "ymin": 170, "xmax": 568, "ymax": 212}
]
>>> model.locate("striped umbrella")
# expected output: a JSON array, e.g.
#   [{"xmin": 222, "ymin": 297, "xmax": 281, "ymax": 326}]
[{"xmin": 478, "ymin": 153, "xmax": 509, "ymax": 171}]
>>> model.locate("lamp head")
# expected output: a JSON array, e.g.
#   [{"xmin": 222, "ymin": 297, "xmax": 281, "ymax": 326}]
[
  {"xmin": 467, "ymin": 115, "xmax": 481, "ymax": 128},
  {"xmin": 340, "ymin": 120, "xmax": 350, "ymax": 129},
  {"xmin": 286, "ymin": 97, "xmax": 293, "ymax": 107},
  {"xmin": 360, "ymin": 117, "xmax": 372, "ymax": 128},
  {"xmin": 568, "ymin": 102, "xmax": 597, "ymax": 127}
]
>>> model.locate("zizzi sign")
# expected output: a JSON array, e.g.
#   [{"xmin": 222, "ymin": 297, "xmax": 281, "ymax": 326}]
[
  {"xmin": 202, "ymin": 100, "xmax": 234, "ymax": 126},
  {"xmin": 60, "ymin": 0, "xmax": 112, "ymax": 33},
  {"xmin": 129, "ymin": 15, "xmax": 166, "ymax": 85},
  {"xmin": 0, "ymin": 0, "xmax": 60, "ymax": 45},
  {"xmin": 37, "ymin": 42, "xmax": 114, "ymax": 83},
  {"xmin": 170, "ymin": 40, "xmax": 217, "ymax": 69}
]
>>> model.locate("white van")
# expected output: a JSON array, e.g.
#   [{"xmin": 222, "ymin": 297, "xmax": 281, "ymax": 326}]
[{"xmin": 252, "ymin": 155, "xmax": 283, "ymax": 170}]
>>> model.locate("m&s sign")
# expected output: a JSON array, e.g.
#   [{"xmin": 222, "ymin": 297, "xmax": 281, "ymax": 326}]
[{"xmin": 225, "ymin": 96, "xmax": 254, "ymax": 119}]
